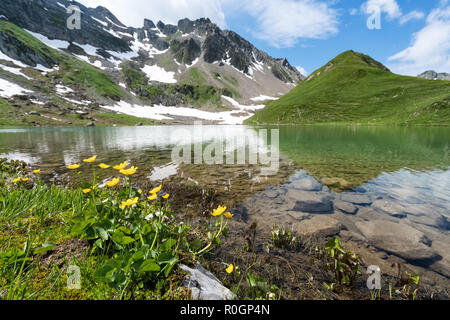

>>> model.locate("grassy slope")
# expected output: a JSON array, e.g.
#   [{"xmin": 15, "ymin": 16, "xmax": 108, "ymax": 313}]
[{"xmin": 246, "ymin": 51, "xmax": 450, "ymax": 126}]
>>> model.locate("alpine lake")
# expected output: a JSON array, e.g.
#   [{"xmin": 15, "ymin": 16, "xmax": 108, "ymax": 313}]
[{"xmin": 1, "ymin": 124, "xmax": 449, "ymax": 294}]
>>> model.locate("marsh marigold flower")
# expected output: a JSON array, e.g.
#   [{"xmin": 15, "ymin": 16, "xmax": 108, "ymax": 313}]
[
  {"xmin": 149, "ymin": 185, "xmax": 162, "ymax": 194},
  {"xmin": 98, "ymin": 163, "xmax": 110, "ymax": 169},
  {"xmin": 148, "ymin": 193, "xmax": 157, "ymax": 201},
  {"xmin": 106, "ymin": 177, "xmax": 120, "ymax": 187},
  {"xmin": 67, "ymin": 163, "xmax": 81, "ymax": 170},
  {"xmin": 212, "ymin": 205, "xmax": 227, "ymax": 217},
  {"xmin": 226, "ymin": 264, "xmax": 234, "ymax": 274},
  {"xmin": 162, "ymin": 193, "xmax": 170, "ymax": 199},
  {"xmin": 82, "ymin": 188, "xmax": 92, "ymax": 194},
  {"xmin": 120, "ymin": 197, "xmax": 139, "ymax": 210},
  {"xmin": 33, "ymin": 169, "xmax": 40, "ymax": 174},
  {"xmin": 120, "ymin": 166, "xmax": 138, "ymax": 176},
  {"xmin": 21, "ymin": 178, "xmax": 29, "ymax": 182},
  {"xmin": 224, "ymin": 212, "xmax": 234, "ymax": 219},
  {"xmin": 83, "ymin": 155, "xmax": 97, "ymax": 163},
  {"xmin": 12, "ymin": 177, "xmax": 21, "ymax": 183},
  {"xmin": 113, "ymin": 162, "xmax": 127, "ymax": 170}
]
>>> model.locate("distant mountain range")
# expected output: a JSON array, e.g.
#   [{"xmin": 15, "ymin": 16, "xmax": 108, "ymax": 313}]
[
  {"xmin": 0, "ymin": 0, "xmax": 303, "ymax": 126},
  {"xmin": 418, "ymin": 71, "xmax": 450, "ymax": 81},
  {"xmin": 247, "ymin": 51, "xmax": 450, "ymax": 126}
]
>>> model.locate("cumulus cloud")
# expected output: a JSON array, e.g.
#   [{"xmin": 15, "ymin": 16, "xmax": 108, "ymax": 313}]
[
  {"xmin": 361, "ymin": 0, "xmax": 424, "ymax": 25},
  {"xmin": 77, "ymin": 0, "xmax": 227, "ymax": 28},
  {"xmin": 224, "ymin": 0, "xmax": 339, "ymax": 47},
  {"xmin": 387, "ymin": 5, "xmax": 450, "ymax": 75},
  {"xmin": 78, "ymin": 0, "xmax": 339, "ymax": 48}
]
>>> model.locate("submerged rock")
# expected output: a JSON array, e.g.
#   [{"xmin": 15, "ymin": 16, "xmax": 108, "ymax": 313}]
[
  {"xmin": 295, "ymin": 215, "xmax": 342, "ymax": 237},
  {"xmin": 288, "ymin": 190, "xmax": 334, "ymax": 214},
  {"xmin": 334, "ymin": 200, "xmax": 358, "ymax": 215},
  {"xmin": 372, "ymin": 199, "xmax": 407, "ymax": 218},
  {"xmin": 340, "ymin": 193, "xmax": 372, "ymax": 205},
  {"xmin": 180, "ymin": 263, "xmax": 235, "ymax": 300},
  {"xmin": 289, "ymin": 178, "xmax": 323, "ymax": 191},
  {"xmin": 355, "ymin": 220, "xmax": 441, "ymax": 266}
]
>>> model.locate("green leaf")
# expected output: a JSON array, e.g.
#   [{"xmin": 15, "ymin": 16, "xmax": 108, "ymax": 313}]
[
  {"xmin": 33, "ymin": 242, "xmax": 57, "ymax": 255},
  {"xmin": 139, "ymin": 259, "xmax": 161, "ymax": 273}
]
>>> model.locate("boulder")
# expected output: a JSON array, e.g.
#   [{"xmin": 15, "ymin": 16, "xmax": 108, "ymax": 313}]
[
  {"xmin": 289, "ymin": 178, "xmax": 323, "ymax": 191},
  {"xmin": 355, "ymin": 220, "xmax": 441, "ymax": 266},
  {"xmin": 180, "ymin": 263, "xmax": 235, "ymax": 300}
]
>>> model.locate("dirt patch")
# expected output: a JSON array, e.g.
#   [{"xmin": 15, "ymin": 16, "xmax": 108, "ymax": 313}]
[{"xmin": 38, "ymin": 239, "xmax": 89, "ymax": 269}]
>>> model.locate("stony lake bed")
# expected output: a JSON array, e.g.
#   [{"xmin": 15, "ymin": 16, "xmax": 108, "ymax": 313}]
[{"xmin": 0, "ymin": 124, "xmax": 449, "ymax": 299}]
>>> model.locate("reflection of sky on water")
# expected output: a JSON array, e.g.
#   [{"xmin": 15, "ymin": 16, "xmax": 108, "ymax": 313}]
[
  {"xmin": 362, "ymin": 168, "xmax": 450, "ymax": 218},
  {"xmin": 0, "ymin": 126, "xmax": 269, "ymax": 164}
]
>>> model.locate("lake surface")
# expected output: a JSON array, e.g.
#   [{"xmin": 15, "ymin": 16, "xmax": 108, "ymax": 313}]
[{"xmin": 0, "ymin": 125, "xmax": 449, "ymax": 280}]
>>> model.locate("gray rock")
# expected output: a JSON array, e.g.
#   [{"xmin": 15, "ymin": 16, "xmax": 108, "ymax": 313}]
[
  {"xmin": 295, "ymin": 216, "xmax": 342, "ymax": 237},
  {"xmin": 372, "ymin": 199, "xmax": 407, "ymax": 218},
  {"xmin": 334, "ymin": 200, "xmax": 358, "ymax": 215},
  {"xmin": 355, "ymin": 220, "xmax": 441, "ymax": 266},
  {"xmin": 340, "ymin": 193, "xmax": 372, "ymax": 205},
  {"xmin": 87, "ymin": 122, "xmax": 95, "ymax": 127},
  {"xmin": 287, "ymin": 190, "xmax": 333, "ymax": 214},
  {"xmin": 29, "ymin": 111, "xmax": 41, "ymax": 116},
  {"xmin": 136, "ymin": 122, "xmax": 143, "ymax": 126},
  {"xmin": 180, "ymin": 263, "xmax": 235, "ymax": 300},
  {"xmin": 289, "ymin": 178, "xmax": 323, "ymax": 191}
]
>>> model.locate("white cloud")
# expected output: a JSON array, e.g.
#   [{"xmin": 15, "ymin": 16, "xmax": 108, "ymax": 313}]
[
  {"xmin": 223, "ymin": 0, "xmax": 339, "ymax": 47},
  {"xmin": 362, "ymin": 0, "xmax": 402, "ymax": 19},
  {"xmin": 77, "ymin": 0, "xmax": 227, "ymax": 28},
  {"xmin": 361, "ymin": 0, "xmax": 424, "ymax": 25},
  {"xmin": 296, "ymin": 66, "xmax": 308, "ymax": 76},
  {"xmin": 399, "ymin": 10, "xmax": 425, "ymax": 25},
  {"xmin": 388, "ymin": 5, "xmax": 450, "ymax": 75},
  {"xmin": 79, "ymin": 0, "xmax": 339, "ymax": 48}
]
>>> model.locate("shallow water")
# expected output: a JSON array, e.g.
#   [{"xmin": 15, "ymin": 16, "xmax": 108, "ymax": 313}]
[{"xmin": 0, "ymin": 125, "xmax": 449, "ymax": 279}]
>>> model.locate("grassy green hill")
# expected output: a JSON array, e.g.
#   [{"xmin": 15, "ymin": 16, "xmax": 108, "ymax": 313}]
[{"xmin": 246, "ymin": 51, "xmax": 450, "ymax": 126}]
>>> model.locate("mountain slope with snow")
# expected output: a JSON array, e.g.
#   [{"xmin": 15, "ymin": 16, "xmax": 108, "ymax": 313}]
[{"xmin": 0, "ymin": 0, "xmax": 304, "ymax": 126}]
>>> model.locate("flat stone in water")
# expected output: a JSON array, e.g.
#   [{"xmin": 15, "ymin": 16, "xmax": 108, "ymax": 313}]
[
  {"xmin": 334, "ymin": 200, "xmax": 358, "ymax": 215},
  {"xmin": 295, "ymin": 215, "xmax": 342, "ymax": 237},
  {"xmin": 287, "ymin": 190, "xmax": 334, "ymax": 214},
  {"xmin": 289, "ymin": 178, "xmax": 323, "ymax": 191},
  {"xmin": 372, "ymin": 199, "xmax": 407, "ymax": 218},
  {"xmin": 340, "ymin": 193, "xmax": 372, "ymax": 205},
  {"xmin": 356, "ymin": 220, "xmax": 441, "ymax": 266}
]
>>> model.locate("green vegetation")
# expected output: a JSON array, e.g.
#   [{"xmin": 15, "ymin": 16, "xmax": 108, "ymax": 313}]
[
  {"xmin": 247, "ymin": 50, "xmax": 450, "ymax": 126},
  {"xmin": 0, "ymin": 20, "xmax": 124, "ymax": 99},
  {"xmin": 0, "ymin": 158, "xmax": 232, "ymax": 300}
]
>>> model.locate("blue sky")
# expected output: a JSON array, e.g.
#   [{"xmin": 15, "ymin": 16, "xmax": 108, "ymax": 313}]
[{"xmin": 78, "ymin": 0, "xmax": 450, "ymax": 76}]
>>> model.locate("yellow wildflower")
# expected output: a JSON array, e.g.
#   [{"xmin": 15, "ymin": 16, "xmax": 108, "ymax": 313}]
[
  {"xmin": 120, "ymin": 197, "xmax": 139, "ymax": 209},
  {"xmin": 113, "ymin": 162, "xmax": 128, "ymax": 170},
  {"xmin": 212, "ymin": 205, "xmax": 227, "ymax": 217},
  {"xmin": 12, "ymin": 177, "xmax": 21, "ymax": 183},
  {"xmin": 226, "ymin": 264, "xmax": 234, "ymax": 274},
  {"xmin": 83, "ymin": 155, "xmax": 97, "ymax": 163},
  {"xmin": 106, "ymin": 177, "xmax": 120, "ymax": 187},
  {"xmin": 82, "ymin": 188, "xmax": 92, "ymax": 194},
  {"xmin": 67, "ymin": 163, "xmax": 81, "ymax": 170},
  {"xmin": 33, "ymin": 169, "xmax": 41, "ymax": 174},
  {"xmin": 98, "ymin": 163, "xmax": 110, "ymax": 169},
  {"xmin": 138, "ymin": 190, "xmax": 142, "ymax": 195},
  {"xmin": 120, "ymin": 166, "xmax": 138, "ymax": 176},
  {"xmin": 149, "ymin": 185, "xmax": 162, "ymax": 194},
  {"xmin": 162, "ymin": 193, "xmax": 170, "ymax": 199},
  {"xmin": 148, "ymin": 193, "xmax": 157, "ymax": 201},
  {"xmin": 21, "ymin": 178, "xmax": 29, "ymax": 182},
  {"xmin": 224, "ymin": 212, "xmax": 234, "ymax": 219}
]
